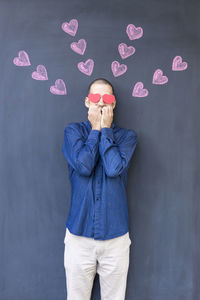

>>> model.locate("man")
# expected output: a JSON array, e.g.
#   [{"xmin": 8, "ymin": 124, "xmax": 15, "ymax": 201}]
[{"xmin": 62, "ymin": 78, "xmax": 138, "ymax": 300}]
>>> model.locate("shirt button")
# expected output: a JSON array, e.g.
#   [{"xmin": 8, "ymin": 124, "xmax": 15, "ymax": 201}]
[
  {"xmin": 98, "ymin": 181, "xmax": 100, "ymax": 184},
  {"xmin": 96, "ymin": 197, "xmax": 99, "ymax": 201}
]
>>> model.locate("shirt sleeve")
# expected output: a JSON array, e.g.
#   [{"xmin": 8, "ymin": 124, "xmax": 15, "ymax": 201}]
[
  {"xmin": 62, "ymin": 122, "xmax": 100, "ymax": 176},
  {"xmin": 99, "ymin": 127, "xmax": 138, "ymax": 177}
]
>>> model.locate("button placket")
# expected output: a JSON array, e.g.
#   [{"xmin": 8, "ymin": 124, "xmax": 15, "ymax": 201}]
[{"xmin": 93, "ymin": 165, "xmax": 102, "ymax": 239}]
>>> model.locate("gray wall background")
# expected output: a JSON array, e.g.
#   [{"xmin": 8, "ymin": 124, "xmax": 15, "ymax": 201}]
[{"xmin": 0, "ymin": 0, "xmax": 200, "ymax": 299}]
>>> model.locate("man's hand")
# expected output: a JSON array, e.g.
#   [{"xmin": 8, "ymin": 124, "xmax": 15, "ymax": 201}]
[
  {"xmin": 101, "ymin": 105, "xmax": 113, "ymax": 128},
  {"xmin": 88, "ymin": 106, "xmax": 102, "ymax": 131}
]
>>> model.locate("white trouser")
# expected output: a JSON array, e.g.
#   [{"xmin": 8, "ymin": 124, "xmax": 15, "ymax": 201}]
[{"xmin": 64, "ymin": 227, "xmax": 132, "ymax": 300}]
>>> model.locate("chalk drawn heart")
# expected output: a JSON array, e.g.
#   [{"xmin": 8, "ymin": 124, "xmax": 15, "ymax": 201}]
[
  {"xmin": 32, "ymin": 65, "xmax": 48, "ymax": 80},
  {"xmin": 50, "ymin": 79, "xmax": 67, "ymax": 95},
  {"xmin": 13, "ymin": 50, "xmax": 31, "ymax": 66},
  {"xmin": 118, "ymin": 43, "xmax": 135, "ymax": 59},
  {"xmin": 111, "ymin": 61, "xmax": 127, "ymax": 77},
  {"xmin": 152, "ymin": 69, "xmax": 168, "ymax": 85},
  {"xmin": 172, "ymin": 56, "xmax": 188, "ymax": 71},
  {"xmin": 61, "ymin": 19, "xmax": 78, "ymax": 36},
  {"xmin": 126, "ymin": 24, "xmax": 143, "ymax": 40},
  {"xmin": 70, "ymin": 39, "xmax": 87, "ymax": 55},
  {"xmin": 77, "ymin": 59, "xmax": 94, "ymax": 76},
  {"xmin": 132, "ymin": 82, "xmax": 149, "ymax": 97}
]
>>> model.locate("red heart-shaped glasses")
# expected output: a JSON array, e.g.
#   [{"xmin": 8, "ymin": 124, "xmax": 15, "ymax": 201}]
[{"xmin": 88, "ymin": 93, "xmax": 115, "ymax": 104}]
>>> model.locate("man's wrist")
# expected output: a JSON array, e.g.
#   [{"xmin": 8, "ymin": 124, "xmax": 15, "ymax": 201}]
[{"xmin": 92, "ymin": 127, "xmax": 101, "ymax": 131}]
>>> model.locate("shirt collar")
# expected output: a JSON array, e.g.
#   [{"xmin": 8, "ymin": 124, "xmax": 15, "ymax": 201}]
[{"xmin": 86, "ymin": 120, "xmax": 115, "ymax": 129}]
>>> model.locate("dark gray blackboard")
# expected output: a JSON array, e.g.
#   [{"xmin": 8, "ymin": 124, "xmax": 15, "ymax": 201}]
[{"xmin": 0, "ymin": 0, "xmax": 200, "ymax": 299}]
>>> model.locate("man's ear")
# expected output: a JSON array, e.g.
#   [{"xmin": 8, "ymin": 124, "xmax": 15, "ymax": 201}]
[
  {"xmin": 85, "ymin": 97, "xmax": 90, "ymax": 109},
  {"xmin": 112, "ymin": 100, "xmax": 116, "ymax": 109}
]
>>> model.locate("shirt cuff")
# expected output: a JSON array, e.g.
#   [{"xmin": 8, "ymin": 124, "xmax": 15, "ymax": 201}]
[
  {"xmin": 101, "ymin": 127, "xmax": 114, "ymax": 141},
  {"xmin": 86, "ymin": 129, "xmax": 101, "ymax": 152},
  {"xmin": 89, "ymin": 129, "xmax": 101, "ymax": 138}
]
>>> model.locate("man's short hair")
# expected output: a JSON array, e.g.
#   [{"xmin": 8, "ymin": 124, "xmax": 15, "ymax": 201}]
[{"xmin": 88, "ymin": 78, "xmax": 114, "ymax": 94}]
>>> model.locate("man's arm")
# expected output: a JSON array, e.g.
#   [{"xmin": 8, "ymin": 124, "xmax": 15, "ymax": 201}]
[
  {"xmin": 99, "ymin": 127, "xmax": 138, "ymax": 177},
  {"xmin": 62, "ymin": 122, "xmax": 100, "ymax": 176}
]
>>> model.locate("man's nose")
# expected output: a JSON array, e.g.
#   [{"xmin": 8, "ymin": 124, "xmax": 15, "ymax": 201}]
[{"xmin": 99, "ymin": 96, "xmax": 104, "ymax": 105}]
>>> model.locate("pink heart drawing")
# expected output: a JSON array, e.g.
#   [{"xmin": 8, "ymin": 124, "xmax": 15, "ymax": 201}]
[
  {"xmin": 50, "ymin": 79, "xmax": 67, "ymax": 95},
  {"xmin": 70, "ymin": 39, "xmax": 87, "ymax": 55},
  {"xmin": 132, "ymin": 82, "xmax": 149, "ymax": 97},
  {"xmin": 32, "ymin": 65, "xmax": 48, "ymax": 80},
  {"xmin": 13, "ymin": 50, "xmax": 31, "ymax": 66},
  {"xmin": 77, "ymin": 59, "xmax": 94, "ymax": 76},
  {"xmin": 118, "ymin": 43, "xmax": 135, "ymax": 59},
  {"xmin": 172, "ymin": 56, "xmax": 188, "ymax": 71},
  {"xmin": 111, "ymin": 61, "xmax": 127, "ymax": 77},
  {"xmin": 61, "ymin": 19, "xmax": 78, "ymax": 36},
  {"xmin": 152, "ymin": 69, "xmax": 168, "ymax": 85},
  {"xmin": 126, "ymin": 24, "xmax": 143, "ymax": 40}
]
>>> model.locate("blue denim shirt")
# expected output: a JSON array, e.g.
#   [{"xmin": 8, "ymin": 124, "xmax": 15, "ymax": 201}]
[{"xmin": 62, "ymin": 120, "xmax": 138, "ymax": 240}]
